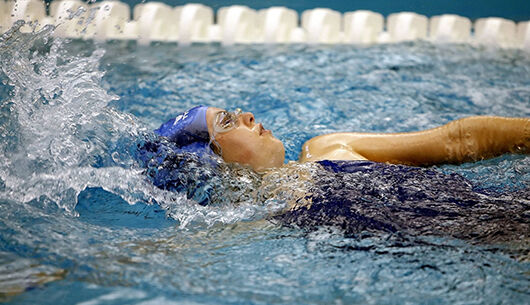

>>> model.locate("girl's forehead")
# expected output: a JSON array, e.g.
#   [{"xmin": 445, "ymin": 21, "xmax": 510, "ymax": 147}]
[{"xmin": 208, "ymin": 107, "xmax": 224, "ymax": 114}]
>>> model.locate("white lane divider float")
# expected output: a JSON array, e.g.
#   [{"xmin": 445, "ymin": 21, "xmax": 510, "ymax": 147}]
[
  {"xmin": 134, "ymin": 2, "xmax": 173, "ymax": 44},
  {"xmin": 343, "ymin": 10, "xmax": 383, "ymax": 44},
  {"xmin": 517, "ymin": 21, "xmax": 530, "ymax": 51},
  {"xmin": 6, "ymin": 0, "xmax": 51, "ymax": 32},
  {"xmin": 217, "ymin": 5, "xmax": 258, "ymax": 45},
  {"xmin": 1, "ymin": 0, "xmax": 529, "ymax": 50},
  {"xmin": 474, "ymin": 17, "xmax": 517, "ymax": 48},
  {"xmin": 85, "ymin": 1, "xmax": 130, "ymax": 40},
  {"xmin": 49, "ymin": 0, "xmax": 87, "ymax": 38},
  {"xmin": 301, "ymin": 8, "xmax": 341, "ymax": 43},
  {"xmin": 429, "ymin": 14, "xmax": 471, "ymax": 43},
  {"xmin": 387, "ymin": 12, "xmax": 428, "ymax": 43},
  {"xmin": 1, "ymin": 0, "xmax": 11, "ymax": 33},
  {"xmin": 174, "ymin": 3, "xmax": 213, "ymax": 44},
  {"xmin": 257, "ymin": 6, "xmax": 297, "ymax": 43}
]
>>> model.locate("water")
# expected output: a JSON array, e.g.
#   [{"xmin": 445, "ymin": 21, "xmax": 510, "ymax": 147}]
[{"xmin": 0, "ymin": 23, "xmax": 529, "ymax": 304}]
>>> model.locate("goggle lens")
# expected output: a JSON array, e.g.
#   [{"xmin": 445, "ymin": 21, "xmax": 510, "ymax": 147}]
[{"xmin": 214, "ymin": 108, "xmax": 242, "ymax": 134}]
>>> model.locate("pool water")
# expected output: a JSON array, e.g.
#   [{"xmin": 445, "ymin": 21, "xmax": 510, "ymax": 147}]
[{"xmin": 0, "ymin": 23, "xmax": 529, "ymax": 304}]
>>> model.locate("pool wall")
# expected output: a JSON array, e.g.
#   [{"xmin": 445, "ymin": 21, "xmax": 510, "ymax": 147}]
[{"xmin": 1, "ymin": 0, "xmax": 529, "ymax": 49}]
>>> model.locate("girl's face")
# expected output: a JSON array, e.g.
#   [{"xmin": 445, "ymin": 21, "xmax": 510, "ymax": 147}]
[{"xmin": 206, "ymin": 107, "xmax": 285, "ymax": 171}]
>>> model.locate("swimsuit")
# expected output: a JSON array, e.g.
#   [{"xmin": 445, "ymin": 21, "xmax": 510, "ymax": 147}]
[{"xmin": 273, "ymin": 160, "xmax": 529, "ymax": 243}]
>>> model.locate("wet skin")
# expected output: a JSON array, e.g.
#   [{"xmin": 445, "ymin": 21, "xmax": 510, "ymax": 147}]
[
  {"xmin": 206, "ymin": 107, "xmax": 285, "ymax": 171},
  {"xmin": 300, "ymin": 116, "xmax": 530, "ymax": 166},
  {"xmin": 206, "ymin": 108, "xmax": 529, "ymax": 170}
]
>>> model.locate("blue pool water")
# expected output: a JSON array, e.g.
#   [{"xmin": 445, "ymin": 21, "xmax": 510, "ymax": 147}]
[{"xmin": 0, "ymin": 24, "xmax": 529, "ymax": 304}]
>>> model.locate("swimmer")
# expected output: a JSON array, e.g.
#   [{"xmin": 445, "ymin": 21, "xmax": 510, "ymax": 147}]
[
  {"xmin": 154, "ymin": 105, "xmax": 529, "ymax": 171},
  {"xmin": 146, "ymin": 106, "xmax": 530, "ymax": 243}
]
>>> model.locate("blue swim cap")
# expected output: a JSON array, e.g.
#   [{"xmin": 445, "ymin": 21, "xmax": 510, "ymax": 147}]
[{"xmin": 154, "ymin": 106, "xmax": 210, "ymax": 153}]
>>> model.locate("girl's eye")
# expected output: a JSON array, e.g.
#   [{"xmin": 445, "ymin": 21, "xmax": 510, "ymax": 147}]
[
  {"xmin": 215, "ymin": 111, "xmax": 238, "ymax": 132},
  {"xmin": 220, "ymin": 115, "xmax": 233, "ymax": 127},
  {"xmin": 225, "ymin": 114, "xmax": 237, "ymax": 125}
]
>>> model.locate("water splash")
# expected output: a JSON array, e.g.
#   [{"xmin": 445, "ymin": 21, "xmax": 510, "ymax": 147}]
[
  {"xmin": 0, "ymin": 22, "xmax": 147, "ymax": 214},
  {"xmin": 0, "ymin": 23, "xmax": 288, "ymax": 227}
]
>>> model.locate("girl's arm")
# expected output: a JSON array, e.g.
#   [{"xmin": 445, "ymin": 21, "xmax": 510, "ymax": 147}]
[{"xmin": 301, "ymin": 116, "xmax": 529, "ymax": 166}]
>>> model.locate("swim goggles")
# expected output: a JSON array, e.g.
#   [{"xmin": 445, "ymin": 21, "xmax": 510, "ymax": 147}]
[{"xmin": 213, "ymin": 108, "xmax": 242, "ymax": 134}]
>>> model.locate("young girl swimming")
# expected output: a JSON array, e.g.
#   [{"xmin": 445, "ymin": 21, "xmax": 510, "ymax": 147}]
[
  {"xmin": 141, "ymin": 106, "xmax": 529, "ymax": 243},
  {"xmin": 153, "ymin": 105, "xmax": 529, "ymax": 171}
]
